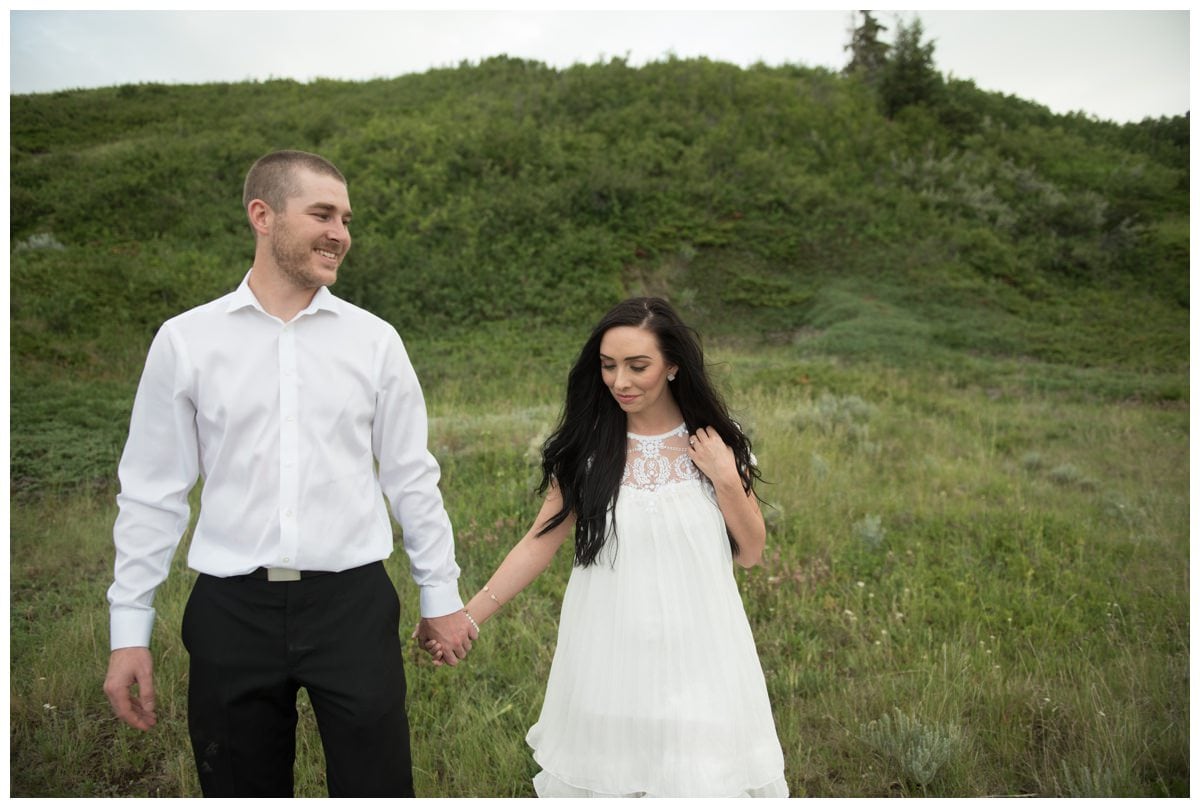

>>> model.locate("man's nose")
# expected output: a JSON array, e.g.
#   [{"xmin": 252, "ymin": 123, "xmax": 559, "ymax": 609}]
[{"xmin": 327, "ymin": 220, "xmax": 350, "ymax": 242}]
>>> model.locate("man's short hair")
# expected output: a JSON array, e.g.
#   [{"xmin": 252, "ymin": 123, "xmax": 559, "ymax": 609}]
[{"xmin": 242, "ymin": 150, "xmax": 347, "ymax": 213}]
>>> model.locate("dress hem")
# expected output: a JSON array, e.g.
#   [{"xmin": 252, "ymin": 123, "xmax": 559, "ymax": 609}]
[{"xmin": 531, "ymin": 764, "xmax": 789, "ymax": 798}]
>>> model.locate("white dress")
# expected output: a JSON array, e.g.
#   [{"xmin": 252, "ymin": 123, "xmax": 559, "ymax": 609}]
[{"xmin": 526, "ymin": 424, "xmax": 789, "ymax": 798}]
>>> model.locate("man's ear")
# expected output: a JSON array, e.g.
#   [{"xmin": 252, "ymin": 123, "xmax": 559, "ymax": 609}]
[{"xmin": 247, "ymin": 198, "xmax": 273, "ymax": 237}]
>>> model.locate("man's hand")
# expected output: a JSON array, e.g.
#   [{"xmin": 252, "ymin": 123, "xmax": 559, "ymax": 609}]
[
  {"xmin": 103, "ymin": 647, "xmax": 157, "ymax": 731},
  {"xmin": 412, "ymin": 611, "xmax": 478, "ymax": 667}
]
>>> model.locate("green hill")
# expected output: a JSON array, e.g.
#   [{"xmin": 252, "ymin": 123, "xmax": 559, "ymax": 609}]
[{"xmin": 10, "ymin": 54, "xmax": 1189, "ymax": 494}]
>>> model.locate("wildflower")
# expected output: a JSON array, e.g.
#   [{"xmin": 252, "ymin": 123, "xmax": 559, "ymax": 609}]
[{"xmin": 856, "ymin": 581, "xmax": 866, "ymax": 588}]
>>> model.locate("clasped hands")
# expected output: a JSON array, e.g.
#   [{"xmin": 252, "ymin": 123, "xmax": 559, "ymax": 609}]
[{"xmin": 412, "ymin": 610, "xmax": 478, "ymax": 667}]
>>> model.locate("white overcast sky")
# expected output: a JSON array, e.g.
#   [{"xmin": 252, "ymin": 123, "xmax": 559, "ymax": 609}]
[{"xmin": 6, "ymin": 4, "xmax": 1193, "ymax": 124}]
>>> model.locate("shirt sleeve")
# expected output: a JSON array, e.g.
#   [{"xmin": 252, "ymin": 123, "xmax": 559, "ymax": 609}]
[
  {"xmin": 107, "ymin": 324, "xmax": 201, "ymax": 649},
  {"xmin": 373, "ymin": 328, "xmax": 463, "ymax": 618}
]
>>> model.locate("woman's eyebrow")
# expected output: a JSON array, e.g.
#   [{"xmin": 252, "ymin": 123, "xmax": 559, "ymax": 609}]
[{"xmin": 599, "ymin": 353, "xmax": 653, "ymax": 361}]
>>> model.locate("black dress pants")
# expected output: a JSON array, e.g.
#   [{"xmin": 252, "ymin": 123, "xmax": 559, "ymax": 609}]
[{"xmin": 181, "ymin": 561, "xmax": 414, "ymax": 797}]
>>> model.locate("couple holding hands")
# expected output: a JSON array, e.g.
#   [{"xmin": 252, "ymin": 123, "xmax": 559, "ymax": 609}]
[{"xmin": 104, "ymin": 150, "xmax": 787, "ymax": 798}]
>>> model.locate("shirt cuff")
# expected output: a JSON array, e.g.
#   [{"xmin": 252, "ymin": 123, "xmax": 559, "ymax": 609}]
[
  {"xmin": 419, "ymin": 581, "xmax": 465, "ymax": 619},
  {"xmin": 110, "ymin": 606, "xmax": 156, "ymax": 650}
]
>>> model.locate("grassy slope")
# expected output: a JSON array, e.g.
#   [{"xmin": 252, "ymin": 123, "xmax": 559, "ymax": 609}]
[{"xmin": 10, "ymin": 354, "xmax": 1188, "ymax": 796}]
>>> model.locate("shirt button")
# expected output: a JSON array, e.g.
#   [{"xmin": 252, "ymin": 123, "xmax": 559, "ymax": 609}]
[{"xmin": 282, "ymin": 557, "xmax": 291, "ymax": 563}]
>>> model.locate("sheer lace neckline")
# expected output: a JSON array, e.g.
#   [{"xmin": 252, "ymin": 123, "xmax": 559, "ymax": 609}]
[
  {"xmin": 626, "ymin": 423, "xmax": 687, "ymax": 440},
  {"xmin": 621, "ymin": 423, "xmax": 701, "ymax": 494}
]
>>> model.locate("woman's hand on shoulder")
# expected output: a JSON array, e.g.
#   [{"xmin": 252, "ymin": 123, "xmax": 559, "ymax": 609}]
[{"xmin": 687, "ymin": 426, "xmax": 740, "ymax": 487}]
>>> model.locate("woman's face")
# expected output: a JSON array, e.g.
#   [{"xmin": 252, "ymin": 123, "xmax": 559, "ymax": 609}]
[{"xmin": 598, "ymin": 325, "xmax": 678, "ymax": 420}]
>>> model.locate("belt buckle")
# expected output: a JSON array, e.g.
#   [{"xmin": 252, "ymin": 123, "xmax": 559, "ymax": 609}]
[{"xmin": 267, "ymin": 568, "xmax": 302, "ymax": 582}]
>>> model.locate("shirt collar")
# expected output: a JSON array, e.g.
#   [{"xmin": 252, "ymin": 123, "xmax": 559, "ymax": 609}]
[{"xmin": 225, "ymin": 269, "xmax": 342, "ymax": 319}]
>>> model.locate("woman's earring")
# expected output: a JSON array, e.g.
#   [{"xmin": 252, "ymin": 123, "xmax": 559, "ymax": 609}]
[{"xmin": 668, "ymin": 373, "xmax": 676, "ymax": 382}]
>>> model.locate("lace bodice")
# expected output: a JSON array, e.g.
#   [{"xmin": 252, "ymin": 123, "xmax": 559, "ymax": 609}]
[{"xmin": 621, "ymin": 424, "xmax": 702, "ymax": 493}]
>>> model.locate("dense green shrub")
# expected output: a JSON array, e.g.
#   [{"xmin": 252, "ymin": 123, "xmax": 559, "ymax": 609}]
[{"xmin": 9, "ymin": 55, "xmax": 1188, "ymax": 495}]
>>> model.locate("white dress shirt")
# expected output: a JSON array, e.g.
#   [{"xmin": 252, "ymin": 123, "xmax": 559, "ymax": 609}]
[{"xmin": 108, "ymin": 273, "xmax": 462, "ymax": 650}]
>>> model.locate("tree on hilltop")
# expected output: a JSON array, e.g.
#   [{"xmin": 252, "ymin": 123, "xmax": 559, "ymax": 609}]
[
  {"xmin": 844, "ymin": 10, "xmax": 890, "ymax": 87},
  {"xmin": 878, "ymin": 15, "xmax": 943, "ymax": 118},
  {"xmin": 845, "ymin": 12, "xmax": 943, "ymax": 119}
]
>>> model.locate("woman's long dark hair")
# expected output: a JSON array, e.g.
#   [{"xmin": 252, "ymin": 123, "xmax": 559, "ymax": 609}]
[{"xmin": 536, "ymin": 297, "xmax": 761, "ymax": 566}]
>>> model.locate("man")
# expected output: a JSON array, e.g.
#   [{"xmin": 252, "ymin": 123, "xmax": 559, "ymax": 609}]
[{"xmin": 103, "ymin": 150, "xmax": 476, "ymax": 797}]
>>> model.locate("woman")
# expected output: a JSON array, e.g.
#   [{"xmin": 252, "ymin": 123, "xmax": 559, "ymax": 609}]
[{"xmin": 424, "ymin": 297, "xmax": 787, "ymax": 797}]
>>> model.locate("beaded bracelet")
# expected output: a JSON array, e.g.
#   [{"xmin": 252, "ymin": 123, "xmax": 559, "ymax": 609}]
[{"xmin": 463, "ymin": 609, "xmax": 480, "ymax": 633}]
